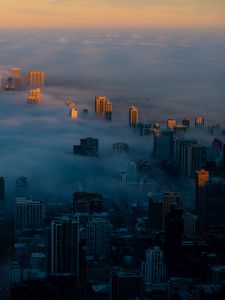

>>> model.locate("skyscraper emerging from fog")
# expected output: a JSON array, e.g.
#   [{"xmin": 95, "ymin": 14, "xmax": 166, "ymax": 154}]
[
  {"xmin": 73, "ymin": 137, "xmax": 99, "ymax": 157},
  {"xmin": 195, "ymin": 116, "xmax": 204, "ymax": 128},
  {"xmin": 28, "ymin": 70, "xmax": 45, "ymax": 86},
  {"xmin": 129, "ymin": 105, "xmax": 138, "ymax": 126},
  {"xmin": 27, "ymin": 88, "xmax": 41, "ymax": 103},
  {"xmin": 167, "ymin": 118, "xmax": 176, "ymax": 129},
  {"xmin": 95, "ymin": 96, "xmax": 112, "ymax": 120}
]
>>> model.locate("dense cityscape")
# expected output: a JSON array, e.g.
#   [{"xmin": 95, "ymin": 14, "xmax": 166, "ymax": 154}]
[{"xmin": 0, "ymin": 61, "xmax": 225, "ymax": 300}]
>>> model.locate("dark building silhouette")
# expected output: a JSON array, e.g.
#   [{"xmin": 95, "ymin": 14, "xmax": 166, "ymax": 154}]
[
  {"xmin": 110, "ymin": 271, "xmax": 143, "ymax": 300},
  {"xmin": 164, "ymin": 204, "xmax": 183, "ymax": 264},
  {"xmin": 47, "ymin": 216, "xmax": 79, "ymax": 280},
  {"xmin": 73, "ymin": 192, "xmax": 103, "ymax": 213},
  {"xmin": 196, "ymin": 173, "xmax": 225, "ymax": 225},
  {"xmin": 148, "ymin": 195, "xmax": 163, "ymax": 231},
  {"xmin": 73, "ymin": 137, "xmax": 98, "ymax": 157}
]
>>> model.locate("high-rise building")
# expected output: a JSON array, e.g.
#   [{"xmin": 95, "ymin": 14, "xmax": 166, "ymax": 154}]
[
  {"xmin": 105, "ymin": 100, "xmax": 112, "ymax": 121},
  {"xmin": 112, "ymin": 143, "xmax": 129, "ymax": 153},
  {"xmin": 195, "ymin": 172, "xmax": 225, "ymax": 225},
  {"xmin": 173, "ymin": 138, "xmax": 197, "ymax": 167},
  {"xmin": 164, "ymin": 204, "xmax": 183, "ymax": 264},
  {"xmin": 95, "ymin": 96, "xmax": 112, "ymax": 120},
  {"xmin": 181, "ymin": 144, "xmax": 206, "ymax": 178},
  {"xmin": 48, "ymin": 215, "xmax": 79, "ymax": 278},
  {"xmin": 153, "ymin": 129, "xmax": 174, "ymax": 161},
  {"xmin": 129, "ymin": 105, "xmax": 138, "ymax": 126},
  {"xmin": 182, "ymin": 118, "xmax": 190, "ymax": 128},
  {"xmin": 27, "ymin": 88, "xmax": 41, "ymax": 103},
  {"xmin": 167, "ymin": 118, "xmax": 176, "ymax": 129},
  {"xmin": 87, "ymin": 213, "xmax": 110, "ymax": 258},
  {"xmin": 163, "ymin": 192, "xmax": 181, "ymax": 215},
  {"xmin": 15, "ymin": 176, "xmax": 28, "ymax": 198},
  {"xmin": 110, "ymin": 271, "xmax": 143, "ymax": 300},
  {"xmin": 73, "ymin": 192, "xmax": 103, "ymax": 213},
  {"xmin": 70, "ymin": 108, "xmax": 78, "ymax": 119},
  {"xmin": 148, "ymin": 195, "xmax": 163, "ymax": 231},
  {"xmin": 15, "ymin": 198, "xmax": 44, "ymax": 232},
  {"xmin": 73, "ymin": 137, "xmax": 99, "ymax": 157},
  {"xmin": 28, "ymin": 71, "xmax": 45, "ymax": 86},
  {"xmin": 0, "ymin": 177, "xmax": 5, "ymax": 207},
  {"xmin": 195, "ymin": 116, "xmax": 204, "ymax": 128},
  {"xmin": 183, "ymin": 212, "xmax": 198, "ymax": 240},
  {"xmin": 141, "ymin": 246, "xmax": 167, "ymax": 292}
]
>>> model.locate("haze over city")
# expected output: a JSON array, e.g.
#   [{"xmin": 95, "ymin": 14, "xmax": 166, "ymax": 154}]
[{"xmin": 0, "ymin": 1, "xmax": 225, "ymax": 300}]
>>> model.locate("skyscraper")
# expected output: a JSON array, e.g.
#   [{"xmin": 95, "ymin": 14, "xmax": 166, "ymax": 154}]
[
  {"xmin": 148, "ymin": 195, "xmax": 163, "ymax": 231},
  {"xmin": 182, "ymin": 118, "xmax": 190, "ymax": 128},
  {"xmin": 48, "ymin": 215, "xmax": 79, "ymax": 278},
  {"xmin": 28, "ymin": 71, "xmax": 45, "ymax": 86},
  {"xmin": 73, "ymin": 137, "xmax": 99, "ymax": 157},
  {"xmin": 27, "ymin": 88, "xmax": 41, "ymax": 103},
  {"xmin": 164, "ymin": 204, "xmax": 183, "ymax": 264},
  {"xmin": 167, "ymin": 118, "xmax": 176, "ymax": 129},
  {"xmin": 15, "ymin": 198, "xmax": 44, "ymax": 232},
  {"xmin": 141, "ymin": 246, "xmax": 167, "ymax": 292},
  {"xmin": 195, "ymin": 171, "xmax": 225, "ymax": 225},
  {"xmin": 181, "ymin": 144, "xmax": 206, "ymax": 178},
  {"xmin": 87, "ymin": 213, "xmax": 110, "ymax": 258},
  {"xmin": 129, "ymin": 105, "xmax": 138, "ymax": 126},
  {"xmin": 95, "ymin": 96, "xmax": 112, "ymax": 120},
  {"xmin": 70, "ymin": 108, "xmax": 78, "ymax": 119},
  {"xmin": 153, "ymin": 129, "xmax": 174, "ymax": 161},
  {"xmin": 195, "ymin": 116, "xmax": 204, "ymax": 128}
]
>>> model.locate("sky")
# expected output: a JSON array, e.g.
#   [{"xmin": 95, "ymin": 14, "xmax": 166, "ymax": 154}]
[{"xmin": 0, "ymin": 0, "xmax": 225, "ymax": 28}]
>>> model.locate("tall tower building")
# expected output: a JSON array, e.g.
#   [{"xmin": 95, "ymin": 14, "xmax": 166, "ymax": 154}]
[
  {"xmin": 0, "ymin": 177, "xmax": 5, "ymax": 207},
  {"xmin": 153, "ymin": 129, "xmax": 174, "ymax": 162},
  {"xmin": 183, "ymin": 212, "xmax": 198, "ymax": 240},
  {"xmin": 48, "ymin": 215, "xmax": 79, "ymax": 278},
  {"xmin": 105, "ymin": 101, "xmax": 112, "ymax": 121},
  {"xmin": 129, "ymin": 106, "xmax": 138, "ymax": 126},
  {"xmin": 182, "ymin": 118, "xmax": 190, "ymax": 128},
  {"xmin": 87, "ymin": 213, "xmax": 110, "ymax": 258},
  {"xmin": 148, "ymin": 195, "xmax": 163, "ymax": 231},
  {"xmin": 195, "ymin": 116, "xmax": 204, "ymax": 129},
  {"xmin": 141, "ymin": 246, "xmax": 167, "ymax": 292},
  {"xmin": 181, "ymin": 144, "xmax": 206, "ymax": 178},
  {"xmin": 195, "ymin": 169, "xmax": 209, "ymax": 218},
  {"xmin": 15, "ymin": 198, "xmax": 44, "ymax": 232},
  {"xmin": 164, "ymin": 204, "xmax": 183, "ymax": 264},
  {"xmin": 167, "ymin": 118, "xmax": 176, "ymax": 129},
  {"xmin": 95, "ymin": 96, "xmax": 112, "ymax": 120},
  {"xmin": 27, "ymin": 88, "xmax": 41, "ymax": 103},
  {"xmin": 195, "ymin": 171, "xmax": 225, "ymax": 225},
  {"xmin": 70, "ymin": 108, "xmax": 78, "ymax": 119},
  {"xmin": 28, "ymin": 71, "xmax": 45, "ymax": 86}
]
